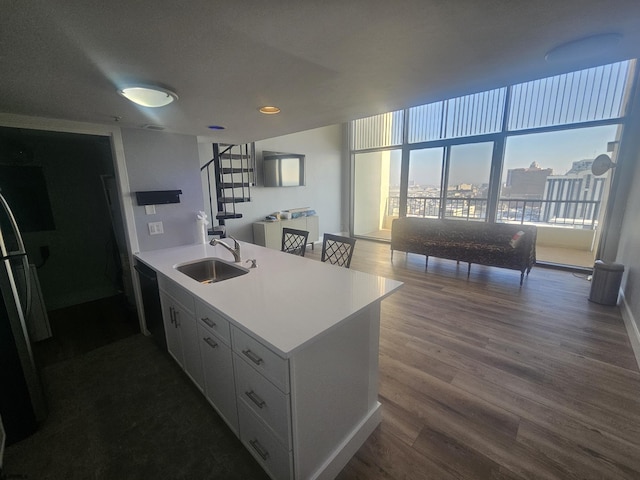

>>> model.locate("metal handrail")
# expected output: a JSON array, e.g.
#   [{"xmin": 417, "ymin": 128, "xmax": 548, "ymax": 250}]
[{"xmin": 386, "ymin": 195, "xmax": 601, "ymax": 228}]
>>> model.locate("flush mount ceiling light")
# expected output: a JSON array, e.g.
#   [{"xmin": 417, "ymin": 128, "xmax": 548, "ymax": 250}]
[
  {"xmin": 545, "ymin": 33, "xmax": 622, "ymax": 63},
  {"xmin": 118, "ymin": 86, "xmax": 178, "ymax": 107},
  {"xmin": 259, "ymin": 106, "xmax": 281, "ymax": 115}
]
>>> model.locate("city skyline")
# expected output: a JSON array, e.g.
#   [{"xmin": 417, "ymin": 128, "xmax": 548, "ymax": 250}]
[{"xmin": 388, "ymin": 123, "xmax": 618, "ymax": 188}]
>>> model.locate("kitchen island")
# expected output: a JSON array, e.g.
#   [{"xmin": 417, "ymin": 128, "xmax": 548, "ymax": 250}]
[{"xmin": 135, "ymin": 241, "xmax": 402, "ymax": 480}]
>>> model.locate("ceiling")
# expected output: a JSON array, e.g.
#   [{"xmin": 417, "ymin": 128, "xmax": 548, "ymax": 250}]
[{"xmin": 2, "ymin": 0, "xmax": 640, "ymax": 144}]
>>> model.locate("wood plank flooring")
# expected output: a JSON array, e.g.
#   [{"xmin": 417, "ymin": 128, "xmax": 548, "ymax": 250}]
[{"xmin": 305, "ymin": 240, "xmax": 640, "ymax": 480}]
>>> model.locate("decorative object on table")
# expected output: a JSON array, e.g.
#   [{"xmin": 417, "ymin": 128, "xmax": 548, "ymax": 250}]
[
  {"xmin": 196, "ymin": 211, "xmax": 209, "ymax": 244},
  {"xmin": 286, "ymin": 207, "xmax": 317, "ymax": 219},
  {"xmin": 321, "ymin": 233, "xmax": 356, "ymax": 268}
]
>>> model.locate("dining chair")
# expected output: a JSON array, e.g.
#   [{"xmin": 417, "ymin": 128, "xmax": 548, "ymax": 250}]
[
  {"xmin": 281, "ymin": 227, "xmax": 309, "ymax": 257},
  {"xmin": 320, "ymin": 233, "xmax": 356, "ymax": 268}
]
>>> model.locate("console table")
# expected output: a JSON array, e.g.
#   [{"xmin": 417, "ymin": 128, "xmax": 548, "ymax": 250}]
[{"xmin": 253, "ymin": 216, "xmax": 319, "ymax": 251}]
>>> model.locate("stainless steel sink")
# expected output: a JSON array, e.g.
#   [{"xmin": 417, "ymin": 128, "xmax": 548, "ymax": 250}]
[{"xmin": 175, "ymin": 257, "xmax": 249, "ymax": 284}]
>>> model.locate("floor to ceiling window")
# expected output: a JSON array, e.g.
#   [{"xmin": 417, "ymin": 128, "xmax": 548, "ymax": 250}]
[
  {"xmin": 353, "ymin": 149, "xmax": 401, "ymax": 240},
  {"xmin": 407, "ymin": 147, "xmax": 444, "ymax": 219},
  {"xmin": 352, "ymin": 110, "xmax": 403, "ymax": 240},
  {"xmin": 499, "ymin": 125, "xmax": 619, "ymax": 266},
  {"xmin": 350, "ymin": 60, "xmax": 636, "ymax": 266},
  {"xmin": 444, "ymin": 142, "xmax": 493, "ymax": 220}
]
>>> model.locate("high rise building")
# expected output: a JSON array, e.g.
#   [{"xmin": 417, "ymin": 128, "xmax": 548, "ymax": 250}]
[
  {"xmin": 504, "ymin": 162, "xmax": 553, "ymax": 199},
  {"xmin": 541, "ymin": 159, "xmax": 607, "ymax": 227}
]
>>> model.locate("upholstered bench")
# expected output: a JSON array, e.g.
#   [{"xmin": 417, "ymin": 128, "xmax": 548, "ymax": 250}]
[{"xmin": 391, "ymin": 217, "xmax": 537, "ymax": 285}]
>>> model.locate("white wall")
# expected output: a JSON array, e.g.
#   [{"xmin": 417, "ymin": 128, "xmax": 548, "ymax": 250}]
[
  {"xmin": 610, "ymin": 82, "xmax": 640, "ymax": 364},
  {"xmin": 536, "ymin": 226, "xmax": 595, "ymax": 250},
  {"xmin": 198, "ymin": 125, "xmax": 343, "ymax": 243},
  {"xmin": 616, "ymin": 126, "xmax": 640, "ymax": 357},
  {"xmin": 122, "ymin": 129, "xmax": 204, "ymax": 252}
]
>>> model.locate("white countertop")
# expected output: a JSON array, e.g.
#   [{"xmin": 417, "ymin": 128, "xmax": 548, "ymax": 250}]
[{"xmin": 135, "ymin": 241, "xmax": 402, "ymax": 357}]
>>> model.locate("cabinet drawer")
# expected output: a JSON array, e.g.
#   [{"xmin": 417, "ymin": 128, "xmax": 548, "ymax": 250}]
[
  {"xmin": 235, "ymin": 353, "xmax": 291, "ymax": 449},
  {"xmin": 198, "ymin": 324, "xmax": 239, "ymax": 434},
  {"xmin": 238, "ymin": 402, "xmax": 292, "ymax": 480},
  {"xmin": 196, "ymin": 300, "xmax": 231, "ymax": 345},
  {"xmin": 232, "ymin": 327, "xmax": 289, "ymax": 393},
  {"xmin": 158, "ymin": 275, "xmax": 195, "ymax": 314}
]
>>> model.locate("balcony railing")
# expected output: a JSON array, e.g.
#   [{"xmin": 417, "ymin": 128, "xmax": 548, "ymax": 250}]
[{"xmin": 386, "ymin": 196, "xmax": 601, "ymax": 228}]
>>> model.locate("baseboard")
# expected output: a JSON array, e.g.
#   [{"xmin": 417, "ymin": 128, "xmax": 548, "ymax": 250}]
[
  {"xmin": 310, "ymin": 402, "xmax": 382, "ymax": 480},
  {"xmin": 619, "ymin": 289, "xmax": 640, "ymax": 370}
]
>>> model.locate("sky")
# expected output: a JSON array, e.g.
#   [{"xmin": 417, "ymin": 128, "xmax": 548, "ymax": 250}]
[{"xmin": 389, "ymin": 123, "xmax": 619, "ymax": 187}]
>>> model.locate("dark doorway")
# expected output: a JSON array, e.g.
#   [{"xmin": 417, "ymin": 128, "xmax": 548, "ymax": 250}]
[{"xmin": 0, "ymin": 127, "xmax": 138, "ymax": 365}]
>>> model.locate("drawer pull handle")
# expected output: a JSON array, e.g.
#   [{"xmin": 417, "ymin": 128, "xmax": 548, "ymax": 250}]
[
  {"xmin": 201, "ymin": 317, "xmax": 216, "ymax": 328},
  {"xmin": 174, "ymin": 309, "xmax": 180, "ymax": 327},
  {"xmin": 169, "ymin": 307, "xmax": 176, "ymax": 326},
  {"xmin": 249, "ymin": 439, "xmax": 270, "ymax": 461},
  {"xmin": 245, "ymin": 390, "xmax": 266, "ymax": 408},
  {"xmin": 242, "ymin": 349, "xmax": 264, "ymax": 365},
  {"xmin": 204, "ymin": 337, "xmax": 218, "ymax": 349}
]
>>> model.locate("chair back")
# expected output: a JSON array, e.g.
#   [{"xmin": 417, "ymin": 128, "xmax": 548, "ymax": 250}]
[
  {"xmin": 281, "ymin": 227, "xmax": 309, "ymax": 256},
  {"xmin": 321, "ymin": 233, "xmax": 356, "ymax": 268}
]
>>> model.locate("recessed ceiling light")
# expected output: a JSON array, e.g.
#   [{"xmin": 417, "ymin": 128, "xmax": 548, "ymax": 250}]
[
  {"xmin": 118, "ymin": 86, "xmax": 178, "ymax": 107},
  {"xmin": 207, "ymin": 125, "xmax": 226, "ymax": 130},
  {"xmin": 259, "ymin": 106, "xmax": 281, "ymax": 115}
]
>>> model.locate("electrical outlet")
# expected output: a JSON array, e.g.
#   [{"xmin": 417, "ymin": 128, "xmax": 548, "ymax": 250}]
[{"xmin": 148, "ymin": 221, "xmax": 164, "ymax": 235}]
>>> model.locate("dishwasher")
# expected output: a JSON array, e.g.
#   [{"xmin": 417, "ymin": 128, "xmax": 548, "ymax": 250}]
[{"xmin": 134, "ymin": 260, "xmax": 167, "ymax": 351}]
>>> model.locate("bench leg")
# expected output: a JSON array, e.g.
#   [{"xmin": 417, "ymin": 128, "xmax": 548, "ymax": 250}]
[
  {"xmin": 391, "ymin": 249, "xmax": 394, "ymax": 262},
  {"xmin": 520, "ymin": 272, "xmax": 525, "ymax": 286},
  {"xmin": 425, "ymin": 256, "xmax": 429, "ymax": 270},
  {"xmin": 467, "ymin": 263, "xmax": 471, "ymax": 277}
]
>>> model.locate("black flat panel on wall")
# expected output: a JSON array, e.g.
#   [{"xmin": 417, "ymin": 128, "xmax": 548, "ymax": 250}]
[
  {"xmin": 135, "ymin": 190, "xmax": 182, "ymax": 205},
  {"xmin": 0, "ymin": 165, "xmax": 56, "ymax": 232}
]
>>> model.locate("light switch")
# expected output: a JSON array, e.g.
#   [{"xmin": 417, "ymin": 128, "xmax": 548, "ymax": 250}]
[
  {"xmin": 148, "ymin": 221, "xmax": 163, "ymax": 235},
  {"xmin": 145, "ymin": 205, "xmax": 156, "ymax": 215}
]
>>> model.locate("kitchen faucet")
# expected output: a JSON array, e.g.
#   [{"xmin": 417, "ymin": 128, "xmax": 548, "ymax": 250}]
[{"xmin": 210, "ymin": 236, "xmax": 241, "ymax": 262}]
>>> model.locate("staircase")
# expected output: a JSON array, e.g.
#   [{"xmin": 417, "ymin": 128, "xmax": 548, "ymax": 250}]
[{"xmin": 201, "ymin": 143, "xmax": 255, "ymax": 236}]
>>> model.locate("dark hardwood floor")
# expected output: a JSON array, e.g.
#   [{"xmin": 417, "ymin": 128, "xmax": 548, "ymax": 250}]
[
  {"xmin": 306, "ymin": 239, "xmax": 640, "ymax": 480},
  {"xmin": 11, "ymin": 242, "xmax": 639, "ymax": 479}
]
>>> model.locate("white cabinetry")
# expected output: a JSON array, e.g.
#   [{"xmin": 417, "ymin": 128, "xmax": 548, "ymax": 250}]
[
  {"xmin": 154, "ymin": 269, "xmax": 385, "ymax": 480},
  {"xmin": 196, "ymin": 300, "xmax": 239, "ymax": 434},
  {"xmin": 232, "ymin": 328, "xmax": 294, "ymax": 479},
  {"xmin": 159, "ymin": 276, "xmax": 204, "ymax": 391},
  {"xmin": 253, "ymin": 216, "xmax": 319, "ymax": 250}
]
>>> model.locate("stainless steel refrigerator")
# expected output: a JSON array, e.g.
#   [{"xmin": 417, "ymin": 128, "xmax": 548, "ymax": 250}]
[{"xmin": 0, "ymin": 191, "xmax": 46, "ymax": 445}]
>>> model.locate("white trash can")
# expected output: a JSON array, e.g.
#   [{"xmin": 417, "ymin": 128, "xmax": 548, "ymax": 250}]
[{"xmin": 589, "ymin": 260, "xmax": 624, "ymax": 306}]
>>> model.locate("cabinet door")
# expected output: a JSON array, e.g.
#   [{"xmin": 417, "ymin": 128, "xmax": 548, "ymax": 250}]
[
  {"xmin": 306, "ymin": 216, "xmax": 319, "ymax": 244},
  {"xmin": 160, "ymin": 292, "xmax": 183, "ymax": 368},
  {"xmin": 264, "ymin": 222, "xmax": 282, "ymax": 249},
  {"xmin": 199, "ymin": 324, "xmax": 239, "ymax": 434},
  {"xmin": 178, "ymin": 308, "xmax": 204, "ymax": 391}
]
